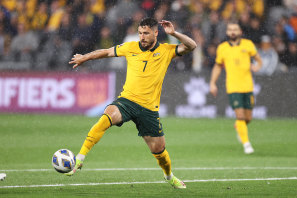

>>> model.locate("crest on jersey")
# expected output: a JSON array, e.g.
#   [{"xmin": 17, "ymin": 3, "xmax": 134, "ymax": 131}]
[{"xmin": 153, "ymin": 52, "xmax": 160, "ymax": 57}]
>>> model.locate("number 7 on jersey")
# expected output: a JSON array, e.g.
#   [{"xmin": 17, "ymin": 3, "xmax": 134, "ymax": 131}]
[{"xmin": 143, "ymin": 61, "xmax": 148, "ymax": 72}]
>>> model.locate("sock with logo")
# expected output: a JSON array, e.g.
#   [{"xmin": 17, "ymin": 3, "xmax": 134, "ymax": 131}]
[
  {"xmin": 79, "ymin": 114, "xmax": 112, "ymax": 157},
  {"xmin": 152, "ymin": 149, "xmax": 172, "ymax": 180}
]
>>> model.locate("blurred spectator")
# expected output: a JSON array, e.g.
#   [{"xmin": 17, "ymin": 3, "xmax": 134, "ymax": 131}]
[
  {"xmin": 245, "ymin": 16, "xmax": 265, "ymax": 45},
  {"xmin": 288, "ymin": 3, "xmax": 297, "ymax": 33},
  {"xmin": 191, "ymin": 27, "xmax": 205, "ymax": 73},
  {"xmin": 47, "ymin": 0, "xmax": 65, "ymax": 32},
  {"xmin": 257, "ymin": 35, "xmax": 279, "ymax": 76},
  {"xmin": 9, "ymin": 22, "xmax": 39, "ymax": 64},
  {"xmin": 141, "ymin": 0, "xmax": 157, "ymax": 17},
  {"xmin": 58, "ymin": 12, "xmax": 72, "ymax": 42},
  {"xmin": 0, "ymin": 23, "xmax": 10, "ymax": 60},
  {"xmin": 283, "ymin": 42, "xmax": 297, "ymax": 68},
  {"xmin": 203, "ymin": 42, "xmax": 217, "ymax": 70},
  {"xmin": 279, "ymin": 16, "xmax": 296, "ymax": 42},
  {"xmin": 123, "ymin": 26, "xmax": 138, "ymax": 43},
  {"xmin": 106, "ymin": 0, "xmax": 138, "ymax": 33},
  {"xmin": 31, "ymin": 2, "xmax": 48, "ymax": 32},
  {"xmin": 96, "ymin": 26, "xmax": 114, "ymax": 48},
  {"xmin": 0, "ymin": 5, "xmax": 11, "ymax": 32},
  {"xmin": 153, "ymin": 6, "xmax": 168, "ymax": 43},
  {"xmin": 283, "ymin": 0, "xmax": 297, "ymax": 9},
  {"xmin": 72, "ymin": 13, "xmax": 93, "ymax": 55},
  {"xmin": 170, "ymin": 0, "xmax": 190, "ymax": 30},
  {"xmin": 239, "ymin": 11, "xmax": 251, "ymax": 35},
  {"xmin": 221, "ymin": 0, "xmax": 264, "ymax": 20},
  {"xmin": 201, "ymin": 11, "xmax": 226, "ymax": 44},
  {"xmin": 1, "ymin": 0, "xmax": 17, "ymax": 12},
  {"xmin": 272, "ymin": 36, "xmax": 287, "ymax": 65},
  {"xmin": 43, "ymin": 33, "xmax": 72, "ymax": 70},
  {"xmin": 90, "ymin": 0, "xmax": 105, "ymax": 15}
]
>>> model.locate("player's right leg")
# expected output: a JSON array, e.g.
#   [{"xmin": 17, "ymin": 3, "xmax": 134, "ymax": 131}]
[
  {"xmin": 65, "ymin": 105, "xmax": 122, "ymax": 176},
  {"xmin": 143, "ymin": 136, "xmax": 186, "ymax": 189}
]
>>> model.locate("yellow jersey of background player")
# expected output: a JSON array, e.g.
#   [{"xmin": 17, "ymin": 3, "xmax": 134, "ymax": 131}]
[
  {"xmin": 115, "ymin": 41, "xmax": 179, "ymax": 111},
  {"xmin": 215, "ymin": 38, "xmax": 257, "ymax": 94},
  {"xmin": 210, "ymin": 21, "xmax": 262, "ymax": 155}
]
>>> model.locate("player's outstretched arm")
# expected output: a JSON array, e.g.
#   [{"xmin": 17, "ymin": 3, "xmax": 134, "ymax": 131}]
[
  {"xmin": 209, "ymin": 63, "xmax": 222, "ymax": 97},
  {"xmin": 69, "ymin": 47, "xmax": 115, "ymax": 69},
  {"xmin": 159, "ymin": 20, "xmax": 197, "ymax": 55}
]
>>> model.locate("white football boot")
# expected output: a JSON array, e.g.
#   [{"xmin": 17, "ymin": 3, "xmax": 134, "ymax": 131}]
[{"xmin": 243, "ymin": 142, "xmax": 254, "ymax": 154}]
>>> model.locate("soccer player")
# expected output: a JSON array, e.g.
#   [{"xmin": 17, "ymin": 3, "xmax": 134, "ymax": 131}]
[
  {"xmin": 209, "ymin": 21, "xmax": 262, "ymax": 154},
  {"xmin": 67, "ymin": 18, "xmax": 197, "ymax": 189}
]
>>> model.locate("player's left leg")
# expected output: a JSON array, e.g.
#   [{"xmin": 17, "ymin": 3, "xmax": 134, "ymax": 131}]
[
  {"xmin": 242, "ymin": 109, "xmax": 254, "ymax": 153},
  {"xmin": 143, "ymin": 136, "xmax": 186, "ymax": 189},
  {"xmin": 234, "ymin": 108, "xmax": 254, "ymax": 154}
]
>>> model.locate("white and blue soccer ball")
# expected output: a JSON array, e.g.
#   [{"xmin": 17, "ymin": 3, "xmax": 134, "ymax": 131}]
[{"xmin": 52, "ymin": 149, "xmax": 76, "ymax": 173}]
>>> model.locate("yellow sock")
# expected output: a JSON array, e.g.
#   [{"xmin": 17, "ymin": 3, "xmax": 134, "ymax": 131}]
[
  {"xmin": 79, "ymin": 114, "xmax": 112, "ymax": 156},
  {"xmin": 153, "ymin": 149, "xmax": 172, "ymax": 177},
  {"xmin": 235, "ymin": 120, "xmax": 249, "ymax": 144}
]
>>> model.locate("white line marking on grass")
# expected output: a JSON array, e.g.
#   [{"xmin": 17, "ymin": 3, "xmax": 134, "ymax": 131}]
[
  {"xmin": 0, "ymin": 177, "xmax": 297, "ymax": 189},
  {"xmin": 1, "ymin": 167, "xmax": 297, "ymax": 172}
]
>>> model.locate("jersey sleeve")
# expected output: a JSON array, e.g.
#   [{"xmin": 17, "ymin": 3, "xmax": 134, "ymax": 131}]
[
  {"xmin": 166, "ymin": 44, "xmax": 179, "ymax": 59},
  {"xmin": 215, "ymin": 44, "xmax": 224, "ymax": 65},
  {"xmin": 249, "ymin": 40, "xmax": 257, "ymax": 57},
  {"xmin": 114, "ymin": 42, "xmax": 130, "ymax": 57}
]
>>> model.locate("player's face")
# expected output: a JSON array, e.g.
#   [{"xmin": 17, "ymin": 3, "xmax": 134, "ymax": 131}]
[
  {"xmin": 226, "ymin": 24, "xmax": 242, "ymax": 41},
  {"xmin": 138, "ymin": 26, "xmax": 158, "ymax": 50}
]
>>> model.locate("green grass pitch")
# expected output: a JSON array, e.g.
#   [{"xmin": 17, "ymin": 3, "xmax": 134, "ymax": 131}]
[{"xmin": 0, "ymin": 114, "xmax": 297, "ymax": 197}]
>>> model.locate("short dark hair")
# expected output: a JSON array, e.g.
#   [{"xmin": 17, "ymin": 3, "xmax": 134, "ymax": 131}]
[
  {"xmin": 227, "ymin": 20, "xmax": 242, "ymax": 30},
  {"xmin": 139, "ymin": 17, "xmax": 158, "ymax": 28}
]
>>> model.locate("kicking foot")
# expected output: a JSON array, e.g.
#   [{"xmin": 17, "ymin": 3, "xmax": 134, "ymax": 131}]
[
  {"xmin": 243, "ymin": 142, "xmax": 254, "ymax": 154},
  {"xmin": 166, "ymin": 175, "xmax": 186, "ymax": 189},
  {"xmin": 64, "ymin": 159, "xmax": 83, "ymax": 176}
]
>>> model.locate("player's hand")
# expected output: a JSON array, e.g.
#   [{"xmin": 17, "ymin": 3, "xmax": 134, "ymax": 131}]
[
  {"xmin": 210, "ymin": 83, "xmax": 218, "ymax": 97},
  {"xmin": 159, "ymin": 20, "xmax": 175, "ymax": 35},
  {"xmin": 69, "ymin": 54, "xmax": 84, "ymax": 69},
  {"xmin": 251, "ymin": 64, "xmax": 261, "ymax": 72}
]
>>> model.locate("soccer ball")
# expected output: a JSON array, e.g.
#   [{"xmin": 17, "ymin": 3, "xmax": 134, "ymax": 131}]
[{"xmin": 52, "ymin": 149, "xmax": 76, "ymax": 173}]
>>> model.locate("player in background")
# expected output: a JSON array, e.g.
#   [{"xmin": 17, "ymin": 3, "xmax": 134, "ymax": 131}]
[
  {"xmin": 209, "ymin": 21, "xmax": 262, "ymax": 154},
  {"xmin": 67, "ymin": 18, "xmax": 197, "ymax": 189}
]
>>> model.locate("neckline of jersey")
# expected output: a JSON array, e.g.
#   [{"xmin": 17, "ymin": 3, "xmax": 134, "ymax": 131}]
[
  {"xmin": 227, "ymin": 39, "xmax": 241, "ymax": 47},
  {"xmin": 138, "ymin": 41, "xmax": 160, "ymax": 52}
]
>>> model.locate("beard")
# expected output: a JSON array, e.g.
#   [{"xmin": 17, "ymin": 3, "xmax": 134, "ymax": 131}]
[
  {"xmin": 227, "ymin": 34, "xmax": 240, "ymax": 41},
  {"xmin": 140, "ymin": 40, "xmax": 155, "ymax": 50}
]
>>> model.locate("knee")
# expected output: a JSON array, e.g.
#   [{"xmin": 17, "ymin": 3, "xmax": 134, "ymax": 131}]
[
  {"xmin": 151, "ymin": 144, "xmax": 165, "ymax": 154},
  {"xmin": 104, "ymin": 105, "xmax": 122, "ymax": 125}
]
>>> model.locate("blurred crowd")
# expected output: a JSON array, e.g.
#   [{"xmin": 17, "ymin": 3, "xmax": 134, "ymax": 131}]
[{"xmin": 0, "ymin": 0, "xmax": 297, "ymax": 75}]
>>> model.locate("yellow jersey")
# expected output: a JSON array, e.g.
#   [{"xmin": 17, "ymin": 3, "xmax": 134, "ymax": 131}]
[
  {"xmin": 215, "ymin": 39, "xmax": 257, "ymax": 94},
  {"xmin": 114, "ymin": 41, "xmax": 179, "ymax": 111}
]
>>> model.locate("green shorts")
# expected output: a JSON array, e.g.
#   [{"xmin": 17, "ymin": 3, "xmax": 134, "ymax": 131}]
[
  {"xmin": 109, "ymin": 97, "xmax": 164, "ymax": 137},
  {"xmin": 228, "ymin": 92, "xmax": 254, "ymax": 110}
]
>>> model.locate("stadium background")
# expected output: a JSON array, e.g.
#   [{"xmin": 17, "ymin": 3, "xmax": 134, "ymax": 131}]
[
  {"xmin": 0, "ymin": 0, "xmax": 296, "ymax": 118},
  {"xmin": 0, "ymin": 1, "xmax": 297, "ymax": 197}
]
